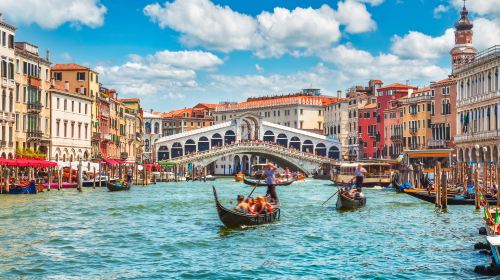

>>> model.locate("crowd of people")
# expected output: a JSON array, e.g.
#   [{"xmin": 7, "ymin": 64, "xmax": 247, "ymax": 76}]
[{"xmin": 234, "ymin": 195, "xmax": 274, "ymax": 215}]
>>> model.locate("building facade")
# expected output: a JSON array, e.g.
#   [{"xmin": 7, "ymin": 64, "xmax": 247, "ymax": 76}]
[
  {"xmin": 401, "ymin": 88, "xmax": 433, "ymax": 150},
  {"xmin": 15, "ymin": 42, "xmax": 52, "ymax": 158},
  {"xmin": 143, "ymin": 110, "xmax": 163, "ymax": 162},
  {"xmin": 162, "ymin": 103, "xmax": 215, "ymax": 136},
  {"xmin": 0, "ymin": 16, "xmax": 16, "ymax": 158},
  {"xmin": 429, "ymin": 78, "xmax": 457, "ymax": 149},
  {"xmin": 358, "ymin": 103, "xmax": 378, "ymax": 159},
  {"xmin": 324, "ymin": 94, "xmax": 349, "ymax": 159},
  {"xmin": 49, "ymin": 84, "xmax": 92, "ymax": 162},
  {"xmin": 383, "ymin": 99, "xmax": 404, "ymax": 158}
]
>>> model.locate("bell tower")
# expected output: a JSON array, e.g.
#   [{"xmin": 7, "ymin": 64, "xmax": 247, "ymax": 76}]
[{"xmin": 450, "ymin": 0, "xmax": 476, "ymax": 71}]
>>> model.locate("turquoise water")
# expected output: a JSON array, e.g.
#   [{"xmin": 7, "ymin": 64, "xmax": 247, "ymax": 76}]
[{"xmin": 0, "ymin": 179, "xmax": 490, "ymax": 279}]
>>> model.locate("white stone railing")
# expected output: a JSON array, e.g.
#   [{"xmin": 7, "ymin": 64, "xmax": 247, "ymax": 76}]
[
  {"xmin": 165, "ymin": 140, "xmax": 333, "ymax": 165},
  {"xmin": 156, "ymin": 121, "xmax": 233, "ymax": 143},
  {"xmin": 454, "ymin": 130, "xmax": 500, "ymax": 144},
  {"xmin": 457, "ymin": 90, "xmax": 500, "ymax": 108}
]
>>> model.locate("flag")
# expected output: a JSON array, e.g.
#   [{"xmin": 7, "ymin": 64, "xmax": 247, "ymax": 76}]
[
  {"xmin": 484, "ymin": 208, "xmax": 489, "ymax": 221},
  {"xmin": 496, "ymin": 208, "xmax": 499, "ymax": 225}
]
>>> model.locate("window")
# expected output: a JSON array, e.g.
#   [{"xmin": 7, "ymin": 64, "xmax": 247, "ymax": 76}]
[
  {"xmin": 1, "ymin": 32, "xmax": 5, "ymax": 47},
  {"xmin": 71, "ymin": 123, "xmax": 74, "ymax": 138},
  {"xmin": 57, "ymin": 98, "xmax": 60, "ymax": 109},
  {"xmin": 78, "ymin": 124, "xmax": 81, "ymax": 139},
  {"xmin": 23, "ymin": 87, "xmax": 26, "ymax": 103},
  {"xmin": 64, "ymin": 99, "xmax": 67, "ymax": 111},
  {"xmin": 300, "ymin": 109, "xmax": 304, "ymax": 115},
  {"xmin": 8, "ymin": 34, "xmax": 14, "ymax": 49},
  {"xmin": 22, "ymin": 114, "xmax": 26, "ymax": 131},
  {"xmin": 53, "ymin": 72, "xmax": 62, "ymax": 81},
  {"xmin": 15, "ymin": 114, "xmax": 19, "ymax": 131},
  {"xmin": 77, "ymin": 72, "xmax": 85, "ymax": 81},
  {"xmin": 56, "ymin": 121, "xmax": 60, "ymax": 137},
  {"xmin": 45, "ymin": 92, "xmax": 48, "ymax": 107},
  {"xmin": 79, "ymin": 102, "xmax": 81, "ymax": 114},
  {"xmin": 71, "ymin": 101, "xmax": 74, "ymax": 112},
  {"xmin": 64, "ymin": 123, "xmax": 67, "ymax": 137},
  {"xmin": 85, "ymin": 104, "xmax": 87, "ymax": 115}
]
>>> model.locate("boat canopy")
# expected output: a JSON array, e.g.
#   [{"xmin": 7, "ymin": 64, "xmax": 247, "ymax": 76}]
[{"xmin": 340, "ymin": 162, "xmax": 390, "ymax": 168}]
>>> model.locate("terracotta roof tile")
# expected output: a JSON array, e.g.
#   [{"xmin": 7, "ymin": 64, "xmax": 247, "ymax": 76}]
[
  {"xmin": 51, "ymin": 63, "xmax": 92, "ymax": 71},
  {"xmin": 378, "ymin": 83, "xmax": 418, "ymax": 90},
  {"xmin": 119, "ymin": 98, "xmax": 140, "ymax": 103}
]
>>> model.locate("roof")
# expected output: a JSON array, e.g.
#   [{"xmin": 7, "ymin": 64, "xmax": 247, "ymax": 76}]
[
  {"xmin": 360, "ymin": 103, "xmax": 377, "ymax": 110},
  {"xmin": 194, "ymin": 103, "xmax": 218, "ymax": 109},
  {"xmin": 216, "ymin": 95, "xmax": 336, "ymax": 111},
  {"xmin": 118, "ymin": 98, "xmax": 140, "ymax": 103},
  {"xmin": 378, "ymin": 83, "xmax": 418, "ymax": 91},
  {"xmin": 0, "ymin": 19, "xmax": 16, "ymax": 31},
  {"xmin": 412, "ymin": 87, "xmax": 431, "ymax": 94},
  {"xmin": 51, "ymin": 63, "xmax": 92, "ymax": 71},
  {"xmin": 371, "ymin": 79, "xmax": 383, "ymax": 84}
]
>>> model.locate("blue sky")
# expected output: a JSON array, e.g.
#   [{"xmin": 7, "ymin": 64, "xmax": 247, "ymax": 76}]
[{"xmin": 1, "ymin": 0, "xmax": 499, "ymax": 111}]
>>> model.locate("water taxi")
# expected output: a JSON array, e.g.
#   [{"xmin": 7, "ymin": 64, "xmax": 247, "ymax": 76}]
[{"xmin": 331, "ymin": 162, "xmax": 393, "ymax": 187}]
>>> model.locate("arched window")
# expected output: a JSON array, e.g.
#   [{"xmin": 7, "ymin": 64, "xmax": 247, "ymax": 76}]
[
  {"xmin": 315, "ymin": 143, "xmax": 327, "ymax": 156},
  {"xmin": 198, "ymin": 136, "xmax": 210, "ymax": 151},
  {"xmin": 289, "ymin": 137, "xmax": 301, "ymax": 150},
  {"xmin": 158, "ymin": 146, "xmax": 169, "ymax": 160},
  {"xmin": 145, "ymin": 122, "xmax": 151, "ymax": 134},
  {"xmin": 328, "ymin": 146, "xmax": 340, "ymax": 160},
  {"xmin": 185, "ymin": 139, "xmax": 196, "ymax": 154},
  {"xmin": 171, "ymin": 142, "xmax": 183, "ymax": 158},
  {"xmin": 263, "ymin": 130, "xmax": 275, "ymax": 142},
  {"xmin": 224, "ymin": 130, "xmax": 236, "ymax": 144},
  {"xmin": 154, "ymin": 122, "xmax": 160, "ymax": 134},
  {"xmin": 145, "ymin": 139, "xmax": 150, "ymax": 152},
  {"xmin": 276, "ymin": 134, "xmax": 288, "ymax": 147},
  {"xmin": 302, "ymin": 140, "xmax": 314, "ymax": 153},
  {"xmin": 211, "ymin": 133, "xmax": 223, "ymax": 147}
]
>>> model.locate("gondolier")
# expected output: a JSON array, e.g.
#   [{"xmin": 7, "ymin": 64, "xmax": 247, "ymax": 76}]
[
  {"xmin": 353, "ymin": 163, "xmax": 367, "ymax": 191},
  {"xmin": 264, "ymin": 162, "xmax": 278, "ymax": 203}
]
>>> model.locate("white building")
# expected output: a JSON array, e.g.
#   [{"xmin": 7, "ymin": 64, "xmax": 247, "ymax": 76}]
[
  {"xmin": 324, "ymin": 94, "xmax": 349, "ymax": 159},
  {"xmin": 455, "ymin": 46, "xmax": 500, "ymax": 164},
  {"xmin": 0, "ymin": 15, "xmax": 16, "ymax": 158},
  {"xmin": 143, "ymin": 110, "xmax": 163, "ymax": 162},
  {"xmin": 49, "ymin": 83, "xmax": 92, "ymax": 162}
]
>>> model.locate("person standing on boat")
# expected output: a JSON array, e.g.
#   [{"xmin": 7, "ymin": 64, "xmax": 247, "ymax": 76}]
[
  {"xmin": 126, "ymin": 168, "xmax": 133, "ymax": 184},
  {"xmin": 264, "ymin": 162, "xmax": 278, "ymax": 203},
  {"xmin": 353, "ymin": 164, "xmax": 367, "ymax": 191}
]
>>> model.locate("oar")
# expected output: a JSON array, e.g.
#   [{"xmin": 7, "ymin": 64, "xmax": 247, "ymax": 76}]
[
  {"xmin": 247, "ymin": 183, "xmax": 258, "ymax": 198},
  {"xmin": 322, "ymin": 184, "xmax": 341, "ymax": 206}
]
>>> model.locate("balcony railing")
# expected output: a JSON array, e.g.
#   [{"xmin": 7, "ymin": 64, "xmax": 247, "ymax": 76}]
[
  {"xmin": 27, "ymin": 130, "xmax": 43, "ymax": 140},
  {"xmin": 454, "ymin": 130, "xmax": 500, "ymax": 144},
  {"xmin": 1, "ymin": 77, "xmax": 15, "ymax": 89},
  {"xmin": 27, "ymin": 102, "xmax": 43, "ymax": 113},
  {"xmin": 409, "ymin": 128, "xmax": 417, "ymax": 134},
  {"xmin": 428, "ymin": 139, "xmax": 448, "ymax": 148},
  {"xmin": 390, "ymin": 135, "xmax": 402, "ymax": 142}
]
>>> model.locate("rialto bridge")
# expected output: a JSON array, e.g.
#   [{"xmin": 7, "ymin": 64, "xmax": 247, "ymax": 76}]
[{"xmin": 154, "ymin": 114, "xmax": 341, "ymax": 175}]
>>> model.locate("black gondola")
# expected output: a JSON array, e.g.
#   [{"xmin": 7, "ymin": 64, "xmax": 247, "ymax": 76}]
[
  {"xmin": 212, "ymin": 186, "xmax": 280, "ymax": 227},
  {"xmin": 107, "ymin": 182, "xmax": 131, "ymax": 192},
  {"xmin": 403, "ymin": 190, "xmax": 497, "ymax": 205},
  {"xmin": 336, "ymin": 192, "xmax": 366, "ymax": 210},
  {"xmin": 243, "ymin": 177, "xmax": 295, "ymax": 187}
]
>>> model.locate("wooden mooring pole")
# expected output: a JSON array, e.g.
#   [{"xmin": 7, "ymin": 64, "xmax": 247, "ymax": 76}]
[{"xmin": 475, "ymin": 167, "xmax": 480, "ymax": 210}]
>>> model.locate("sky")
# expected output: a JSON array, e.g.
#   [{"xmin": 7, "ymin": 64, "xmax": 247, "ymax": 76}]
[{"xmin": 0, "ymin": 0, "xmax": 499, "ymax": 111}]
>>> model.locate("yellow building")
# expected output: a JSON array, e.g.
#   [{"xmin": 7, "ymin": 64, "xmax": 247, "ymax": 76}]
[
  {"xmin": 119, "ymin": 98, "xmax": 143, "ymax": 162},
  {"xmin": 401, "ymin": 87, "xmax": 434, "ymax": 150},
  {"xmin": 14, "ymin": 42, "xmax": 52, "ymax": 158},
  {"xmin": 50, "ymin": 63, "xmax": 100, "ymax": 157}
]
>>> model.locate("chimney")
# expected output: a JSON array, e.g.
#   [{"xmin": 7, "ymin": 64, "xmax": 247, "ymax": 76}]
[
  {"xmin": 336, "ymin": 90, "xmax": 342, "ymax": 99},
  {"xmin": 150, "ymin": 109, "xmax": 153, "ymax": 113},
  {"xmin": 64, "ymin": 81, "xmax": 69, "ymax": 91},
  {"xmin": 46, "ymin": 49, "xmax": 50, "ymax": 61}
]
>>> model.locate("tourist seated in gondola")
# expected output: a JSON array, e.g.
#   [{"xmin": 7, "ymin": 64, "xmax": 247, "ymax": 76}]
[
  {"xmin": 246, "ymin": 197, "xmax": 256, "ymax": 214},
  {"xmin": 254, "ymin": 196, "xmax": 273, "ymax": 214},
  {"xmin": 490, "ymin": 184, "xmax": 498, "ymax": 196},
  {"xmin": 234, "ymin": 194, "xmax": 250, "ymax": 213}
]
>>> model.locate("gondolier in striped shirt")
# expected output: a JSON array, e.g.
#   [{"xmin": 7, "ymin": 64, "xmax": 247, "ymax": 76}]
[
  {"xmin": 264, "ymin": 162, "xmax": 278, "ymax": 203},
  {"xmin": 353, "ymin": 164, "xmax": 367, "ymax": 191}
]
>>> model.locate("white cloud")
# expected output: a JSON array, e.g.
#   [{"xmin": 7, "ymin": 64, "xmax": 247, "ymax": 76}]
[
  {"xmin": 335, "ymin": 0, "xmax": 377, "ymax": 33},
  {"xmin": 95, "ymin": 50, "xmax": 222, "ymax": 98},
  {"xmin": 391, "ymin": 28, "xmax": 454, "ymax": 59},
  {"xmin": 144, "ymin": 0, "xmax": 258, "ymax": 52},
  {"xmin": 473, "ymin": 18, "xmax": 500, "ymax": 51},
  {"xmin": 355, "ymin": 0, "xmax": 384, "ymax": 6},
  {"xmin": 433, "ymin": 4, "xmax": 449, "ymax": 18},
  {"xmin": 144, "ymin": 0, "xmax": 377, "ymax": 56},
  {"xmin": 256, "ymin": 5, "xmax": 341, "ymax": 57},
  {"xmin": 321, "ymin": 44, "xmax": 448, "ymax": 83},
  {"xmin": 0, "ymin": 0, "xmax": 106, "ymax": 29},
  {"xmin": 450, "ymin": 0, "xmax": 500, "ymax": 17},
  {"xmin": 255, "ymin": 64, "xmax": 264, "ymax": 73},
  {"xmin": 149, "ymin": 50, "xmax": 223, "ymax": 70}
]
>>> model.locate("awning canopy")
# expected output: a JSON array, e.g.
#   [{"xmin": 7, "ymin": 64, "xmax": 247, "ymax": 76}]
[
  {"xmin": 0, "ymin": 158, "xmax": 57, "ymax": 167},
  {"xmin": 159, "ymin": 161, "xmax": 176, "ymax": 166},
  {"xmin": 103, "ymin": 158, "xmax": 128, "ymax": 165}
]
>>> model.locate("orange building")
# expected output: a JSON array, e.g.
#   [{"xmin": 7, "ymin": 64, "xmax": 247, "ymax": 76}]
[{"xmin": 162, "ymin": 103, "xmax": 216, "ymax": 136}]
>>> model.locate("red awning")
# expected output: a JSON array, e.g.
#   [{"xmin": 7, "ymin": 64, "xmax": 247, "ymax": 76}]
[
  {"xmin": 104, "ymin": 159, "xmax": 126, "ymax": 165},
  {"xmin": 0, "ymin": 158, "xmax": 57, "ymax": 167}
]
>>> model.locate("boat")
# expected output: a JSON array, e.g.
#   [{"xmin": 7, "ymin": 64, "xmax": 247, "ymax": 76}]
[
  {"xmin": 212, "ymin": 186, "xmax": 280, "ymax": 227},
  {"xmin": 487, "ymin": 235, "xmax": 500, "ymax": 271},
  {"xmin": 331, "ymin": 162, "xmax": 393, "ymax": 188},
  {"xmin": 336, "ymin": 192, "xmax": 366, "ymax": 210},
  {"xmin": 243, "ymin": 177, "xmax": 296, "ymax": 187},
  {"xmin": 7, "ymin": 181, "xmax": 37, "ymax": 194},
  {"xmin": 107, "ymin": 181, "xmax": 131, "ymax": 192},
  {"xmin": 403, "ymin": 189, "xmax": 497, "ymax": 205}
]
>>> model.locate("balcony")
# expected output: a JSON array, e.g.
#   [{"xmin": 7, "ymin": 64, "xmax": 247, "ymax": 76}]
[
  {"xmin": 1, "ymin": 77, "xmax": 15, "ymax": 89},
  {"xmin": 27, "ymin": 102, "xmax": 43, "ymax": 113},
  {"xmin": 390, "ymin": 135, "xmax": 402, "ymax": 143},
  {"xmin": 454, "ymin": 130, "xmax": 500, "ymax": 144},
  {"xmin": 409, "ymin": 128, "xmax": 417, "ymax": 135},
  {"xmin": 28, "ymin": 76, "xmax": 41, "ymax": 87},
  {"xmin": 27, "ymin": 130, "xmax": 43, "ymax": 141},
  {"xmin": 428, "ymin": 139, "xmax": 448, "ymax": 148}
]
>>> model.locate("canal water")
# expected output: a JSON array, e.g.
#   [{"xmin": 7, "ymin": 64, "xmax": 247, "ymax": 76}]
[{"xmin": 0, "ymin": 179, "xmax": 490, "ymax": 279}]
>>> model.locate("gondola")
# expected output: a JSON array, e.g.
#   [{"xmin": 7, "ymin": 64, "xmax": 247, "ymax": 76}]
[
  {"xmin": 243, "ymin": 177, "xmax": 296, "ymax": 187},
  {"xmin": 336, "ymin": 192, "xmax": 366, "ymax": 210},
  {"xmin": 212, "ymin": 186, "xmax": 280, "ymax": 227},
  {"xmin": 403, "ymin": 189, "xmax": 497, "ymax": 205},
  {"xmin": 107, "ymin": 181, "xmax": 131, "ymax": 192}
]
